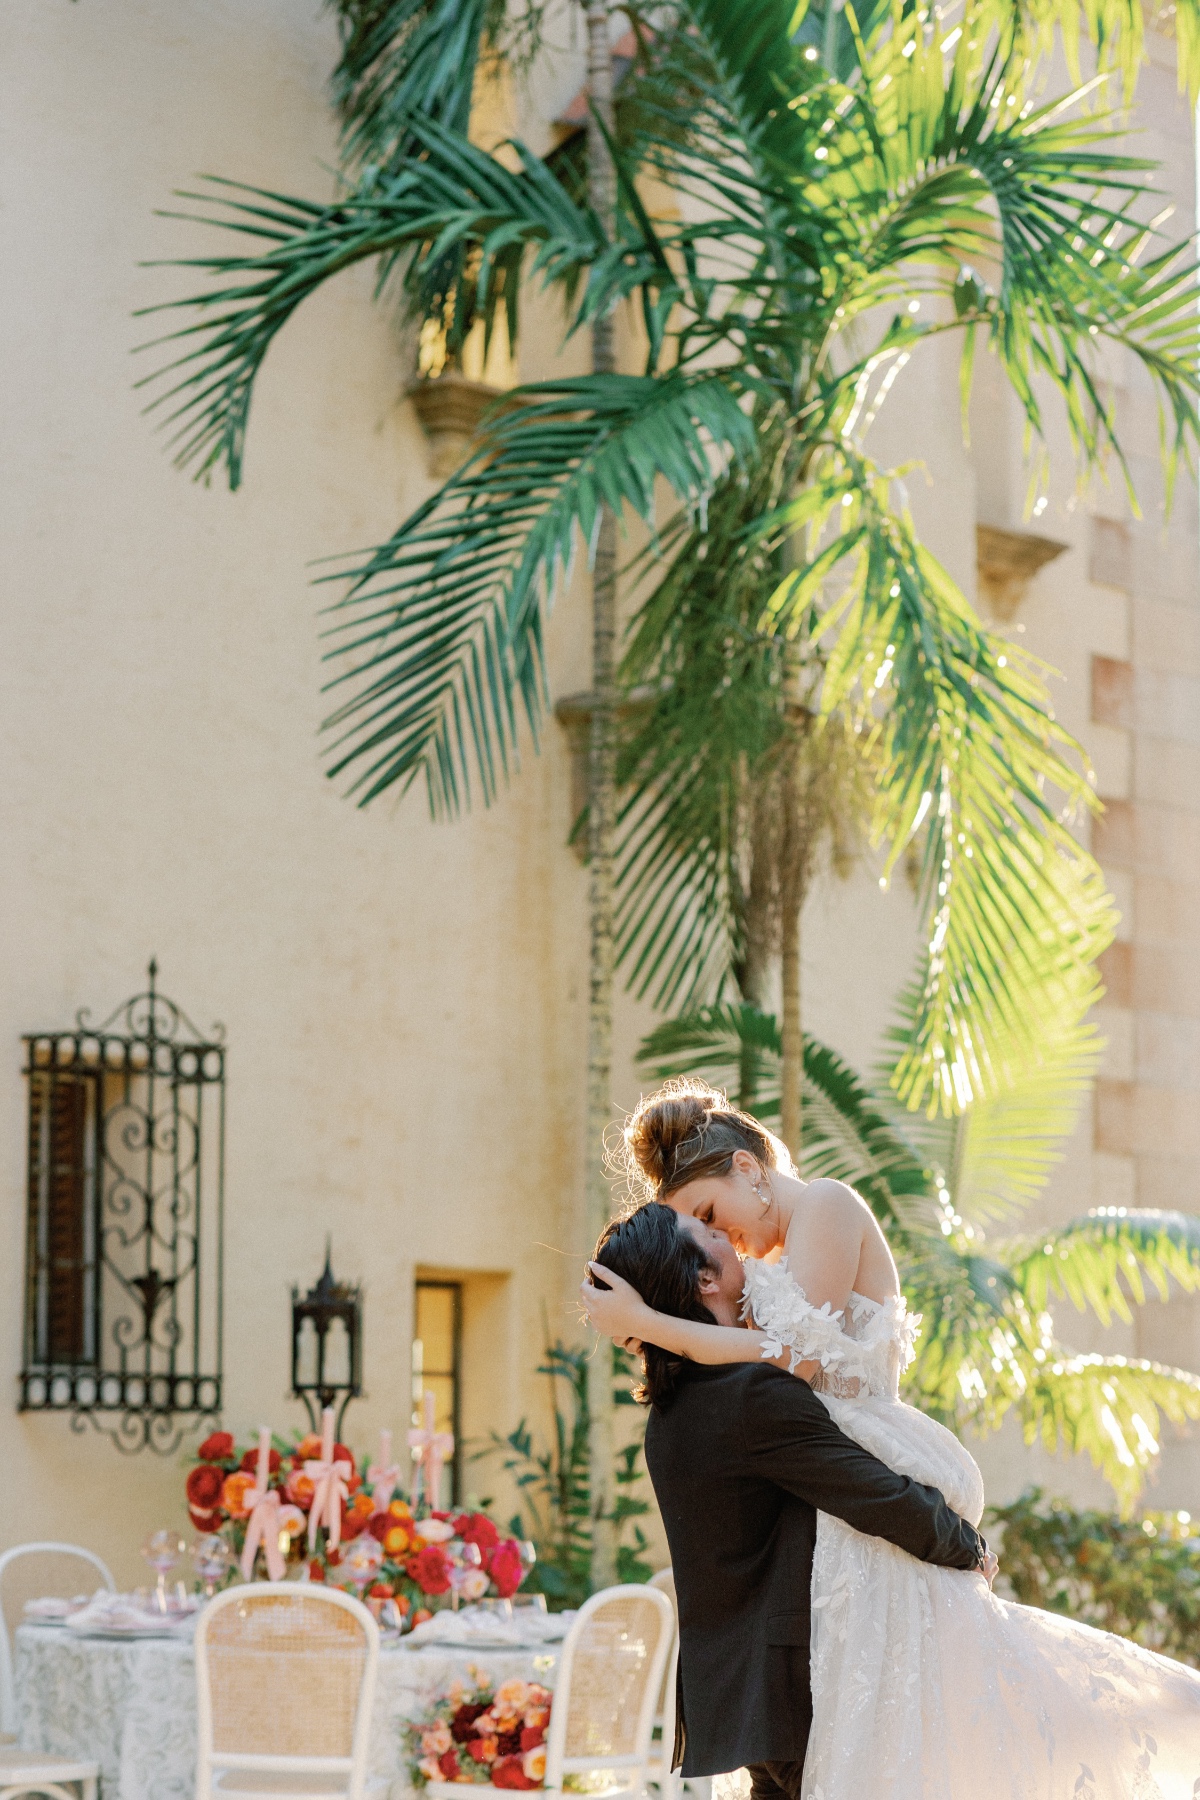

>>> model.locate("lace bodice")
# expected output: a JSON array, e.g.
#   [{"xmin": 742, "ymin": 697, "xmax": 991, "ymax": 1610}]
[{"xmin": 740, "ymin": 1256, "xmax": 920, "ymax": 1399}]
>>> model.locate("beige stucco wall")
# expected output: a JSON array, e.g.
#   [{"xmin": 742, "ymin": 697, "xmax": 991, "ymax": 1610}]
[{"xmin": 1, "ymin": 1, "xmax": 1197, "ymax": 1591}]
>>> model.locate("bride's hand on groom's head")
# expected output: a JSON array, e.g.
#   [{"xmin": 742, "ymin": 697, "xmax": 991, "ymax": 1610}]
[
  {"xmin": 581, "ymin": 1261, "xmax": 652, "ymax": 1342},
  {"xmin": 980, "ymin": 1550, "xmax": 999, "ymax": 1589}
]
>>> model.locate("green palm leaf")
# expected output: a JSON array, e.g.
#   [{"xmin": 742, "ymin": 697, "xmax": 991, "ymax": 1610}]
[
  {"xmin": 1006, "ymin": 1209, "xmax": 1200, "ymax": 1325},
  {"xmin": 320, "ymin": 371, "xmax": 754, "ymax": 811}
]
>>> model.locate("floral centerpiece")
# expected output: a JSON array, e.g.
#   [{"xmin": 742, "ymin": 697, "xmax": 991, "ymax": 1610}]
[
  {"xmin": 184, "ymin": 1421, "xmax": 527, "ymax": 1624},
  {"xmin": 407, "ymin": 1674, "xmax": 552, "ymax": 1788}
]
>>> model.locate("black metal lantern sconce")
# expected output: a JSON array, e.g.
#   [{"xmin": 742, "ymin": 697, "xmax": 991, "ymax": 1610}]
[{"xmin": 290, "ymin": 1242, "xmax": 362, "ymax": 1438}]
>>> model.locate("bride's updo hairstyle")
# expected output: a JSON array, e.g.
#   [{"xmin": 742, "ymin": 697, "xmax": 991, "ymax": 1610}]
[{"xmin": 621, "ymin": 1077, "xmax": 794, "ymax": 1206}]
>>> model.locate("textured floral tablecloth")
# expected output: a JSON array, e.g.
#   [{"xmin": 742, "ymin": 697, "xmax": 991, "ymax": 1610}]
[{"xmin": 15, "ymin": 1622, "xmax": 560, "ymax": 1800}]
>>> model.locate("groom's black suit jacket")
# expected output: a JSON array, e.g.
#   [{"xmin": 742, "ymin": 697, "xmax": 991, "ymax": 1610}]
[{"xmin": 644, "ymin": 1361, "xmax": 987, "ymax": 1777}]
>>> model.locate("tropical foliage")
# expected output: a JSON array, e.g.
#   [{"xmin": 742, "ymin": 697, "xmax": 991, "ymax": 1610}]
[
  {"xmin": 990, "ymin": 1487, "xmax": 1200, "ymax": 1665},
  {"xmin": 138, "ymin": 0, "xmax": 1200, "ymax": 1123},
  {"xmin": 637, "ymin": 995, "xmax": 1200, "ymax": 1508},
  {"xmin": 475, "ymin": 1342, "xmax": 653, "ymax": 1609}
]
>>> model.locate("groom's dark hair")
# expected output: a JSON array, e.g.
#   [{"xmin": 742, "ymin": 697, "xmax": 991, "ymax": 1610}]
[{"xmin": 593, "ymin": 1203, "xmax": 718, "ymax": 1409}]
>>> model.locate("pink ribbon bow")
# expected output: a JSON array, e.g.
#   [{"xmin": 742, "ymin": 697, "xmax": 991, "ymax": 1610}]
[
  {"xmin": 305, "ymin": 1408, "xmax": 353, "ymax": 1552},
  {"xmin": 368, "ymin": 1429, "xmax": 403, "ymax": 1514},
  {"xmin": 408, "ymin": 1392, "xmax": 454, "ymax": 1514},
  {"xmin": 241, "ymin": 1427, "xmax": 286, "ymax": 1583}
]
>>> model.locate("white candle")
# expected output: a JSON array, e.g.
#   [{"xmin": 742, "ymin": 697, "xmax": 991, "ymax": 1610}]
[
  {"xmin": 255, "ymin": 1425, "xmax": 271, "ymax": 1496},
  {"xmin": 379, "ymin": 1427, "xmax": 392, "ymax": 1469},
  {"xmin": 321, "ymin": 1405, "xmax": 334, "ymax": 1464}
]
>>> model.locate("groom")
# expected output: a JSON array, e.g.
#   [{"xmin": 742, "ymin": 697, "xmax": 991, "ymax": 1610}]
[{"xmin": 590, "ymin": 1204, "xmax": 994, "ymax": 1800}]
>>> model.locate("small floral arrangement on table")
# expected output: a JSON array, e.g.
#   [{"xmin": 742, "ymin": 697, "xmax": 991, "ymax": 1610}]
[
  {"xmin": 184, "ymin": 1423, "xmax": 526, "ymax": 1625},
  {"xmin": 408, "ymin": 1674, "xmax": 552, "ymax": 1788}
]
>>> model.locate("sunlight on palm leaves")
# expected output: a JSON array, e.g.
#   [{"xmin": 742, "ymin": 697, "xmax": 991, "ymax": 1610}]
[
  {"xmin": 141, "ymin": 0, "xmax": 1200, "ymax": 1108},
  {"xmin": 636, "ymin": 998, "xmax": 1200, "ymax": 1506}
]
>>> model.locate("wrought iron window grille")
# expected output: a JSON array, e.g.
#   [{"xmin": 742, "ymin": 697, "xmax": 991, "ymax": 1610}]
[{"xmin": 20, "ymin": 961, "xmax": 225, "ymax": 1454}]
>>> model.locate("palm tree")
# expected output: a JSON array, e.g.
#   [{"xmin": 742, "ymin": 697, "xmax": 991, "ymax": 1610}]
[
  {"xmin": 140, "ymin": 0, "xmax": 1200, "ymax": 1563},
  {"xmin": 637, "ymin": 993, "xmax": 1200, "ymax": 1510}
]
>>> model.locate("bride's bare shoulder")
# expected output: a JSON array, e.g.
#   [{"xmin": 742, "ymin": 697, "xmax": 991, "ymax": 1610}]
[{"xmin": 801, "ymin": 1177, "xmax": 870, "ymax": 1219}]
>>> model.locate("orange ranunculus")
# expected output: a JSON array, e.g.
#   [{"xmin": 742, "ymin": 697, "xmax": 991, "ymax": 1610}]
[
  {"xmin": 295, "ymin": 1433, "xmax": 323, "ymax": 1461},
  {"xmin": 352, "ymin": 1490, "xmax": 374, "ymax": 1517},
  {"xmin": 388, "ymin": 1499, "xmax": 413, "ymax": 1520},
  {"xmin": 384, "ymin": 1525, "xmax": 411, "ymax": 1556},
  {"xmin": 286, "ymin": 1469, "xmax": 316, "ymax": 1509},
  {"xmin": 411, "ymin": 1607, "xmax": 433, "ymax": 1627},
  {"xmin": 221, "ymin": 1471, "xmax": 256, "ymax": 1519}
]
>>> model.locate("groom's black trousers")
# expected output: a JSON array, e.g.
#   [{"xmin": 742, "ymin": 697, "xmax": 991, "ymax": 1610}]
[{"xmin": 747, "ymin": 1763, "xmax": 806, "ymax": 1800}]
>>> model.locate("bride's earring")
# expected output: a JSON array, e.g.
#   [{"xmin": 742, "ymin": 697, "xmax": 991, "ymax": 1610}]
[{"xmin": 755, "ymin": 1180, "xmax": 772, "ymax": 1210}]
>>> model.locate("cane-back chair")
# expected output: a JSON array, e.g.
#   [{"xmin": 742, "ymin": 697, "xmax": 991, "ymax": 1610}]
[
  {"xmin": 425, "ymin": 1583, "xmax": 675, "ymax": 1800},
  {"xmin": 195, "ymin": 1584, "xmax": 383, "ymax": 1800}
]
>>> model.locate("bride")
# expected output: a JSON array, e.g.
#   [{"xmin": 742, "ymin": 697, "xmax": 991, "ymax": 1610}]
[{"xmin": 580, "ymin": 1081, "xmax": 1200, "ymax": 1800}]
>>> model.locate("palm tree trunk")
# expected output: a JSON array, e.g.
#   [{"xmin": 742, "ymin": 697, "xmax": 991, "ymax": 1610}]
[
  {"xmin": 779, "ymin": 688, "xmax": 808, "ymax": 1164},
  {"xmin": 779, "ymin": 773, "xmax": 803, "ymax": 1161},
  {"xmin": 584, "ymin": 0, "xmax": 618, "ymax": 1593},
  {"xmin": 779, "ymin": 881, "xmax": 803, "ymax": 1160}
]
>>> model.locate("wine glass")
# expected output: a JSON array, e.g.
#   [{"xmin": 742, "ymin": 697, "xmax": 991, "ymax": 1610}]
[
  {"xmin": 449, "ymin": 1539, "xmax": 483, "ymax": 1611},
  {"xmin": 340, "ymin": 1534, "xmax": 384, "ymax": 1601},
  {"xmin": 191, "ymin": 1533, "xmax": 232, "ymax": 1600},
  {"xmin": 142, "ymin": 1529, "xmax": 187, "ymax": 1612}
]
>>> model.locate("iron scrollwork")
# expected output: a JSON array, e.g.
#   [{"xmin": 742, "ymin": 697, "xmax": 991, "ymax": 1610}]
[{"xmin": 21, "ymin": 961, "xmax": 225, "ymax": 1454}]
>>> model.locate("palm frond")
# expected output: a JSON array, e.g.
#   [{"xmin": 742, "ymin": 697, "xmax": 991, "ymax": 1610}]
[
  {"xmin": 137, "ymin": 121, "xmax": 612, "ymax": 486},
  {"xmin": 329, "ymin": 0, "xmax": 500, "ymax": 173},
  {"xmin": 1005, "ymin": 1208, "xmax": 1200, "ymax": 1325},
  {"xmin": 319, "ymin": 372, "xmax": 754, "ymax": 812},
  {"xmin": 880, "ymin": 965, "xmax": 1103, "ymax": 1224}
]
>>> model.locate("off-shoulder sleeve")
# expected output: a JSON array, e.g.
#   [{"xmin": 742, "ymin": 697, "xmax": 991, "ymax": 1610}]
[{"xmin": 740, "ymin": 1257, "xmax": 851, "ymax": 1375}]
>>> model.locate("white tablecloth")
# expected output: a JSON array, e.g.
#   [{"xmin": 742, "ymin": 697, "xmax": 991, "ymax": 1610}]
[{"xmin": 15, "ymin": 1622, "xmax": 561, "ymax": 1800}]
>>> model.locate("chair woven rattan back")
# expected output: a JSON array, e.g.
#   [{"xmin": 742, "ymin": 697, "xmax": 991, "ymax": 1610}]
[
  {"xmin": 549, "ymin": 1583, "xmax": 675, "ymax": 1784},
  {"xmin": 195, "ymin": 1583, "xmax": 379, "ymax": 1798},
  {"xmin": 0, "ymin": 1543, "xmax": 115, "ymax": 1739}
]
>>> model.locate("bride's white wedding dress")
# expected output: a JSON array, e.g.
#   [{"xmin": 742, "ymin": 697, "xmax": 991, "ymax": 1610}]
[{"xmin": 742, "ymin": 1258, "xmax": 1200, "ymax": 1800}]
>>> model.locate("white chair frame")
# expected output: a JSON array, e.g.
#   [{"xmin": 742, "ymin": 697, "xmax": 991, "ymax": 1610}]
[
  {"xmin": 194, "ymin": 1582, "xmax": 380, "ymax": 1800},
  {"xmin": 0, "ymin": 1542, "xmax": 114, "ymax": 1743},
  {"xmin": 425, "ymin": 1582, "xmax": 675, "ymax": 1800},
  {"xmin": 646, "ymin": 1569, "xmax": 680, "ymax": 1800},
  {"xmin": 0, "ymin": 1747, "xmax": 98, "ymax": 1800},
  {"xmin": 645, "ymin": 1570, "xmax": 709, "ymax": 1800}
]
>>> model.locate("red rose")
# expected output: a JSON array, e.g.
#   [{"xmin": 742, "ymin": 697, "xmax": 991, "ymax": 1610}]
[
  {"xmin": 488, "ymin": 1539, "xmax": 523, "ymax": 1599},
  {"xmin": 198, "ymin": 1431, "xmax": 235, "ymax": 1463},
  {"xmin": 495, "ymin": 1732, "xmax": 521, "ymax": 1757},
  {"xmin": 308, "ymin": 1560, "xmax": 326, "ymax": 1582},
  {"xmin": 339, "ymin": 1509, "xmax": 366, "ymax": 1542},
  {"xmin": 450, "ymin": 1704, "xmax": 489, "ymax": 1743},
  {"xmin": 491, "ymin": 1756, "xmax": 536, "ymax": 1789},
  {"xmin": 188, "ymin": 1507, "xmax": 221, "ymax": 1533},
  {"xmin": 333, "ymin": 1443, "xmax": 356, "ymax": 1477},
  {"xmin": 408, "ymin": 1544, "xmax": 452, "ymax": 1596},
  {"xmin": 520, "ymin": 1728, "xmax": 545, "ymax": 1752},
  {"xmin": 437, "ymin": 1752, "xmax": 460, "ymax": 1782},
  {"xmin": 186, "ymin": 1464, "xmax": 225, "ymax": 1511},
  {"xmin": 239, "ymin": 1447, "xmax": 282, "ymax": 1475},
  {"xmin": 455, "ymin": 1512, "xmax": 500, "ymax": 1554},
  {"xmin": 367, "ymin": 1512, "xmax": 392, "ymax": 1544}
]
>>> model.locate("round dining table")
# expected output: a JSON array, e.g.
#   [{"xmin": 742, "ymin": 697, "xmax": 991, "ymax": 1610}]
[{"xmin": 15, "ymin": 1621, "xmax": 562, "ymax": 1800}]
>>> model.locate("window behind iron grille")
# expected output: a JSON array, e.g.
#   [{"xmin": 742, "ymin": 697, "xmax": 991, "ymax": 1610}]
[{"xmin": 26, "ymin": 1070, "xmax": 96, "ymax": 1367}]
